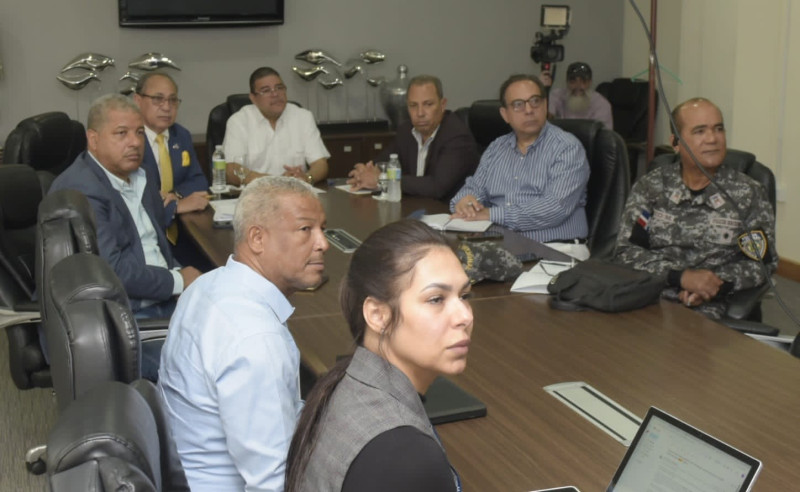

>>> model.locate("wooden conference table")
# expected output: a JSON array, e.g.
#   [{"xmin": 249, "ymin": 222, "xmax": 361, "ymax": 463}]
[{"xmin": 181, "ymin": 187, "xmax": 800, "ymax": 491}]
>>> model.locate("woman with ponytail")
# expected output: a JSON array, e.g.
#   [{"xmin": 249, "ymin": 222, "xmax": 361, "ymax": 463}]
[{"xmin": 285, "ymin": 219, "xmax": 473, "ymax": 491}]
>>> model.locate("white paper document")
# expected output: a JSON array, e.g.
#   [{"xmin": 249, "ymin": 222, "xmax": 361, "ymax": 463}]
[
  {"xmin": 335, "ymin": 184, "xmax": 374, "ymax": 195},
  {"xmin": 420, "ymin": 213, "xmax": 492, "ymax": 232},
  {"xmin": 510, "ymin": 261, "xmax": 572, "ymax": 293},
  {"xmin": 210, "ymin": 198, "xmax": 238, "ymax": 223}
]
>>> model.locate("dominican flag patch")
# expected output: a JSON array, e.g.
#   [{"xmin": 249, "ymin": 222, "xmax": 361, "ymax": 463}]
[{"xmin": 636, "ymin": 209, "xmax": 651, "ymax": 231}]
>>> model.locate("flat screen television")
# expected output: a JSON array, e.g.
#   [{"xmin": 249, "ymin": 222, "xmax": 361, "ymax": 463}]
[{"xmin": 119, "ymin": 0, "xmax": 284, "ymax": 27}]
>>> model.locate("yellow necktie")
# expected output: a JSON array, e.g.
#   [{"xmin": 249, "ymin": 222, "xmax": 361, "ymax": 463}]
[{"xmin": 156, "ymin": 134, "xmax": 178, "ymax": 245}]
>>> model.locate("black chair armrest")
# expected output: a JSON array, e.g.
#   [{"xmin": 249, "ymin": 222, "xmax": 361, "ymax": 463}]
[
  {"xmin": 12, "ymin": 301, "xmax": 39, "ymax": 312},
  {"xmin": 724, "ymin": 283, "xmax": 770, "ymax": 320},
  {"xmin": 719, "ymin": 317, "xmax": 779, "ymax": 336}
]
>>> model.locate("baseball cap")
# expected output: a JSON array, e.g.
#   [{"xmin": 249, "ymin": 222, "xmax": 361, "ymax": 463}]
[{"xmin": 567, "ymin": 62, "xmax": 592, "ymax": 80}]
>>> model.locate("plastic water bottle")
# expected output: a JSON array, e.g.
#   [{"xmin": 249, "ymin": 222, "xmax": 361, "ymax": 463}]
[
  {"xmin": 378, "ymin": 163, "xmax": 389, "ymax": 199},
  {"xmin": 211, "ymin": 145, "xmax": 227, "ymax": 192},
  {"xmin": 386, "ymin": 153, "xmax": 402, "ymax": 202}
]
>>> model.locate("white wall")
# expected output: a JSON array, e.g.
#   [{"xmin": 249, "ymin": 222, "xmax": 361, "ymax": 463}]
[
  {"xmin": 0, "ymin": 0, "xmax": 625, "ymax": 137},
  {"xmin": 622, "ymin": 0, "xmax": 800, "ymax": 263}
]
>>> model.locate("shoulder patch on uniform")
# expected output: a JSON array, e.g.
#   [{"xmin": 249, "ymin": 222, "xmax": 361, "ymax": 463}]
[{"xmin": 738, "ymin": 230, "xmax": 767, "ymax": 261}]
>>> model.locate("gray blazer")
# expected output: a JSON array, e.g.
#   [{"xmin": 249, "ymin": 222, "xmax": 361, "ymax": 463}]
[{"xmin": 299, "ymin": 347, "xmax": 446, "ymax": 491}]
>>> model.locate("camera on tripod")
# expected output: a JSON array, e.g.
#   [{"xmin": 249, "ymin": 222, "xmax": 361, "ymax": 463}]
[{"xmin": 530, "ymin": 5, "xmax": 571, "ymax": 78}]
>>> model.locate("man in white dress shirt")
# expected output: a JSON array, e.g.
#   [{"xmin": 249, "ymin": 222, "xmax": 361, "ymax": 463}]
[{"xmin": 223, "ymin": 66, "xmax": 330, "ymax": 186}]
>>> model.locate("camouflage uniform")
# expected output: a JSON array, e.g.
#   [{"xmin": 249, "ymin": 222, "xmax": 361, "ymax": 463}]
[{"xmin": 614, "ymin": 160, "xmax": 777, "ymax": 319}]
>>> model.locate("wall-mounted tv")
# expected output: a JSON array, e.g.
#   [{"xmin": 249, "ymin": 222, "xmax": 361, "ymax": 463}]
[{"xmin": 119, "ymin": 0, "xmax": 284, "ymax": 27}]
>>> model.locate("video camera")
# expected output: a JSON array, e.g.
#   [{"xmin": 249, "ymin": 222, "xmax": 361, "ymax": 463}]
[{"xmin": 530, "ymin": 5, "xmax": 571, "ymax": 79}]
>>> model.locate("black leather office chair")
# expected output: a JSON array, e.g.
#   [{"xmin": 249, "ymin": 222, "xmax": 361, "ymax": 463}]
[
  {"xmin": 551, "ymin": 119, "xmax": 630, "ymax": 259},
  {"xmin": 465, "ymin": 99, "xmax": 511, "ymax": 152},
  {"xmin": 43, "ymin": 252, "xmax": 168, "ymax": 412},
  {"xmin": 462, "ymin": 101, "xmax": 630, "ymax": 259},
  {"xmin": 47, "ymin": 379, "xmax": 189, "ymax": 491},
  {"xmin": 3, "ymin": 111, "xmax": 86, "ymax": 177},
  {"xmin": 596, "ymin": 78, "xmax": 655, "ymax": 183},
  {"xmin": 205, "ymin": 93, "xmax": 253, "ymax": 170},
  {"xmin": 1, "ymin": 164, "xmax": 54, "ymax": 389},
  {"xmin": 650, "ymin": 149, "xmax": 777, "ymax": 323}
]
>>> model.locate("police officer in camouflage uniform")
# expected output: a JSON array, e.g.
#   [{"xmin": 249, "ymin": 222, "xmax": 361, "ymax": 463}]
[{"xmin": 614, "ymin": 97, "xmax": 777, "ymax": 319}]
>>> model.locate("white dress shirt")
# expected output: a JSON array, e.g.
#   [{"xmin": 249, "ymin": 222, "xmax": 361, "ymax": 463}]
[
  {"xmin": 411, "ymin": 125, "xmax": 440, "ymax": 177},
  {"xmin": 222, "ymin": 103, "xmax": 330, "ymax": 176}
]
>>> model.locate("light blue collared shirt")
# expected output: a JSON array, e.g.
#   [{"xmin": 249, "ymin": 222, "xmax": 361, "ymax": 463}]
[
  {"xmin": 158, "ymin": 256, "xmax": 303, "ymax": 492},
  {"xmin": 89, "ymin": 153, "xmax": 183, "ymax": 299},
  {"xmin": 450, "ymin": 122, "xmax": 590, "ymax": 242}
]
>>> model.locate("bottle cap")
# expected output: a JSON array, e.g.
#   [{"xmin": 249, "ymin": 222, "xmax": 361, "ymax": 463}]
[
  {"xmin": 215, "ymin": 145, "xmax": 223, "ymax": 150},
  {"xmin": 390, "ymin": 153, "xmax": 399, "ymax": 159}
]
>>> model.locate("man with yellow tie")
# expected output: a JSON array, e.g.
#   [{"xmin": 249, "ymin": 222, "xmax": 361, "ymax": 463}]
[{"xmin": 134, "ymin": 72, "xmax": 211, "ymax": 270}]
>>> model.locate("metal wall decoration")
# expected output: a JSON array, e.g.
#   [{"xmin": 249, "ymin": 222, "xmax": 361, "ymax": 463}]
[
  {"xmin": 56, "ymin": 71, "xmax": 100, "ymax": 90},
  {"xmin": 60, "ymin": 53, "xmax": 115, "ymax": 73},
  {"xmin": 57, "ymin": 52, "xmax": 113, "ymax": 90},
  {"xmin": 294, "ymin": 49, "xmax": 342, "ymax": 67},
  {"xmin": 359, "ymin": 50, "xmax": 386, "ymax": 64},
  {"xmin": 292, "ymin": 65, "xmax": 329, "ymax": 81},
  {"xmin": 291, "ymin": 47, "xmax": 393, "ymax": 122},
  {"xmin": 128, "ymin": 52, "xmax": 181, "ymax": 71}
]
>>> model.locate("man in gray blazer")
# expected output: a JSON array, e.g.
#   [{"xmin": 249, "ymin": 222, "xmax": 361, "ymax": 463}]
[{"xmin": 49, "ymin": 94, "xmax": 201, "ymax": 319}]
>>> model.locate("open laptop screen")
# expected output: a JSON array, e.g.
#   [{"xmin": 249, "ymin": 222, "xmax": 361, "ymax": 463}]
[{"xmin": 607, "ymin": 407, "xmax": 761, "ymax": 492}]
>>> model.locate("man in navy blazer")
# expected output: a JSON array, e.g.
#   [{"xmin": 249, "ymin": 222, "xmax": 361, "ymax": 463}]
[
  {"xmin": 50, "ymin": 94, "xmax": 202, "ymax": 319},
  {"xmin": 134, "ymin": 72, "xmax": 211, "ymax": 269}
]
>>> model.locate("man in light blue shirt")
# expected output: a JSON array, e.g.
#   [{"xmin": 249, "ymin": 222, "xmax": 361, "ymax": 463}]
[
  {"xmin": 450, "ymin": 74, "xmax": 590, "ymax": 259},
  {"xmin": 159, "ymin": 176, "xmax": 329, "ymax": 491}
]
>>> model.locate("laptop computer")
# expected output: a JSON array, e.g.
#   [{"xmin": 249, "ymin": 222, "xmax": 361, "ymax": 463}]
[
  {"xmin": 533, "ymin": 407, "xmax": 762, "ymax": 492},
  {"xmin": 424, "ymin": 376, "xmax": 487, "ymax": 425}
]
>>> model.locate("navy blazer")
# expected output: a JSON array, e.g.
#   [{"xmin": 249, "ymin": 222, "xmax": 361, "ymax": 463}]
[
  {"xmin": 377, "ymin": 111, "xmax": 480, "ymax": 201},
  {"xmin": 141, "ymin": 123, "xmax": 209, "ymax": 225},
  {"xmin": 49, "ymin": 151, "xmax": 176, "ymax": 310}
]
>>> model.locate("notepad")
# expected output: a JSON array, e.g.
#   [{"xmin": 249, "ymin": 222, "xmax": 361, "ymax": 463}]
[
  {"xmin": 210, "ymin": 198, "xmax": 238, "ymax": 226},
  {"xmin": 420, "ymin": 213, "xmax": 492, "ymax": 232},
  {"xmin": 510, "ymin": 261, "xmax": 572, "ymax": 293},
  {"xmin": 334, "ymin": 184, "xmax": 374, "ymax": 195}
]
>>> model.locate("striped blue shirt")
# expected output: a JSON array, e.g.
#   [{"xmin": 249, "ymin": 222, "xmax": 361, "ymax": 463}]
[{"xmin": 450, "ymin": 122, "xmax": 589, "ymax": 242}]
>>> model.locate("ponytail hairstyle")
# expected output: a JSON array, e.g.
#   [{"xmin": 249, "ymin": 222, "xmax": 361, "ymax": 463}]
[{"xmin": 285, "ymin": 220, "xmax": 452, "ymax": 490}]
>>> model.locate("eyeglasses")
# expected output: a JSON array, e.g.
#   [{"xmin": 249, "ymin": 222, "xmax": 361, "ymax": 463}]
[
  {"xmin": 508, "ymin": 95, "xmax": 545, "ymax": 112},
  {"xmin": 253, "ymin": 84, "xmax": 287, "ymax": 96},
  {"xmin": 139, "ymin": 94, "xmax": 181, "ymax": 107}
]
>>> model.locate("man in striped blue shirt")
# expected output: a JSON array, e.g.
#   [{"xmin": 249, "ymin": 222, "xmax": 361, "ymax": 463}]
[{"xmin": 450, "ymin": 74, "xmax": 590, "ymax": 259}]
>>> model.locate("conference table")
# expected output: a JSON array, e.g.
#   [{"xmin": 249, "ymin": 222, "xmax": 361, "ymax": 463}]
[{"xmin": 180, "ymin": 186, "xmax": 800, "ymax": 491}]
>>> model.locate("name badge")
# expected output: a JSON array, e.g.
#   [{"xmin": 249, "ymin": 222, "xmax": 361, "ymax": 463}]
[
  {"xmin": 709, "ymin": 193, "xmax": 725, "ymax": 209},
  {"xmin": 182, "ymin": 150, "xmax": 191, "ymax": 167}
]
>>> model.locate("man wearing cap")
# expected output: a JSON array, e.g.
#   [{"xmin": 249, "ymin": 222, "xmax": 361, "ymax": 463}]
[
  {"xmin": 542, "ymin": 62, "xmax": 613, "ymax": 130},
  {"xmin": 614, "ymin": 97, "xmax": 777, "ymax": 319}
]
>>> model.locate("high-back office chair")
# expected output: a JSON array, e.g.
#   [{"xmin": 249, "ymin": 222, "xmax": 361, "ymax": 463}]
[
  {"xmin": 462, "ymin": 100, "xmax": 630, "ymax": 259},
  {"xmin": 44, "ymin": 252, "xmax": 169, "ymax": 412},
  {"xmin": 551, "ymin": 118, "xmax": 630, "ymax": 259},
  {"xmin": 205, "ymin": 93, "xmax": 253, "ymax": 170},
  {"xmin": 465, "ymin": 99, "xmax": 511, "ymax": 152},
  {"xmin": 650, "ymin": 149, "xmax": 776, "ymax": 322},
  {"xmin": 3, "ymin": 111, "xmax": 86, "ymax": 177},
  {"xmin": 1, "ymin": 164, "xmax": 53, "ymax": 389},
  {"xmin": 596, "ymin": 78, "xmax": 655, "ymax": 182},
  {"xmin": 47, "ymin": 380, "xmax": 189, "ymax": 491}
]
